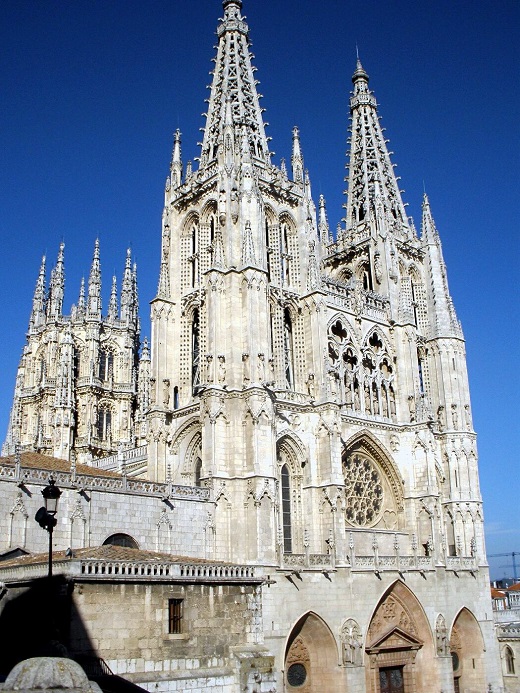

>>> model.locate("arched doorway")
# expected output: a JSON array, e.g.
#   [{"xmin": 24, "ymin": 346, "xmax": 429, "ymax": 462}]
[
  {"xmin": 450, "ymin": 608, "xmax": 485, "ymax": 692},
  {"xmin": 365, "ymin": 581, "xmax": 438, "ymax": 692},
  {"xmin": 284, "ymin": 612, "xmax": 343, "ymax": 692}
]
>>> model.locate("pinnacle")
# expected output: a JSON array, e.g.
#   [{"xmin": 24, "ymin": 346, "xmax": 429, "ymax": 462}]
[{"xmin": 352, "ymin": 58, "xmax": 369, "ymax": 83}]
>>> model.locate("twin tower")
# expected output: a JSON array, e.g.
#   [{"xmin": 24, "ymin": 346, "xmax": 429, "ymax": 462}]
[{"xmin": 4, "ymin": 0, "xmax": 480, "ymax": 568}]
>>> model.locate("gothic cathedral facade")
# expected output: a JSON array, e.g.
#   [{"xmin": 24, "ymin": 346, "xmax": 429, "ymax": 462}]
[{"xmin": 3, "ymin": 1, "xmax": 500, "ymax": 691}]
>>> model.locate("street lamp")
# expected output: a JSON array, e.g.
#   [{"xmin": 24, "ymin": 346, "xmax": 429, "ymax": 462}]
[{"xmin": 35, "ymin": 477, "xmax": 62, "ymax": 579}]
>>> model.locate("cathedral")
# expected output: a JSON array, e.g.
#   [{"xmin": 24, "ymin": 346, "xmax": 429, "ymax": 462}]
[{"xmin": 0, "ymin": 1, "xmax": 503, "ymax": 691}]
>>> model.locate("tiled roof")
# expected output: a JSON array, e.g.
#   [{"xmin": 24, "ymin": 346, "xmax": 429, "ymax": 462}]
[
  {"xmin": 0, "ymin": 451, "xmax": 121, "ymax": 479},
  {"xmin": 507, "ymin": 582, "xmax": 520, "ymax": 592},
  {"xmin": 0, "ymin": 545, "xmax": 226, "ymax": 568},
  {"xmin": 491, "ymin": 587, "xmax": 507, "ymax": 598}
]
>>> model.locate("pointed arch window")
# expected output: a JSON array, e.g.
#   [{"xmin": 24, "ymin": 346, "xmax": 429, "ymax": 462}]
[
  {"xmin": 191, "ymin": 220, "xmax": 199, "ymax": 287},
  {"xmin": 96, "ymin": 407, "xmax": 112, "ymax": 441},
  {"xmin": 505, "ymin": 646, "xmax": 515, "ymax": 675},
  {"xmin": 194, "ymin": 457, "xmax": 202, "ymax": 487},
  {"xmin": 192, "ymin": 310, "xmax": 200, "ymax": 392},
  {"xmin": 281, "ymin": 463, "xmax": 292, "ymax": 553},
  {"xmin": 265, "ymin": 219, "xmax": 271, "ymax": 281},
  {"xmin": 283, "ymin": 308, "xmax": 294, "ymax": 389},
  {"xmin": 99, "ymin": 349, "xmax": 113, "ymax": 382}
]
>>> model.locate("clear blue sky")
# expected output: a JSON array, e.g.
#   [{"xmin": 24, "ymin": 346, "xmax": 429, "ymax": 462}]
[{"xmin": 0, "ymin": 0, "xmax": 518, "ymax": 579}]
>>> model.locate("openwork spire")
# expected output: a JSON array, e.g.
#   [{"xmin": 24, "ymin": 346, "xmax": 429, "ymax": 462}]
[
  {"xmin": 87, "ymin": 239, "xmax": 102, "ymax": 318},
  {"xmin": 421, "ymin": 194, "xmax": 462, "ymax": 338},
  {"xmin": 345, "ymin": 60, "xmax": 409, "ymax": 238},
  {"xmin": 47, "ymin": 242, "xmax": 65, "ymax": 320},
  {"xmin": 199, "ymin": 0, "xmax": 270, "ymax": 172},
  {"xmin": 121, "ymin": 248, "xmax": 135, "ymax": 322},
  {"xmin": 30, "ymin": 255, "xmax": 47, "ymax": 330}
]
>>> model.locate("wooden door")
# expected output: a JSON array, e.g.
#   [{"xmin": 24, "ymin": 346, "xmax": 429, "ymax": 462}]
[{"xmin": 379, "ymin": 666, "xmax": 405, "ymax": 693}]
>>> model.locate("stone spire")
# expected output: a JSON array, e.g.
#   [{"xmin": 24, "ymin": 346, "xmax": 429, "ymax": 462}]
[
  {"xmin": 120, "ymin": 249, "xmax": 134, "ymax": 322},
  {"xmin": 107, "ymin": 275, "xmax": 118, "ymax": 322},
  {"xmin": 132, "ymin": 261, "xmax": 139, "ymax": 329},
  {"xmin": 77, "ymin": 278, "xmax": 86, "ymax": 316},
  {"xmin": 199, "ymin": 0, "xmax": 271, "ymax": 172},
  {"xmin": 29, "ymin": 255, "xmax": 47, "ymax": 330},
  {"xmin": 47, "ymin": 243, "xmax": 65, "ymax": 320},
  {"xmin": 318, "ymin": 195, "xmax": 330, "ymax": 244},
  {"xmin": 345, "ymin": 60, "xmax": 409, "ymax": 237},
  {"xmin": 170, "ymin": 129, "xmax": 183, "ymax": 188},
  {"xmin": 291, "ymin": 126, "xmax": 304, "ymax": 184},
  {"xmin": 421, "ymin": 193, "xmax": 462, "ymax": 338},
  {"xmin": 87, "ymin": 239, "xmax": 102, "ymax": 319}
]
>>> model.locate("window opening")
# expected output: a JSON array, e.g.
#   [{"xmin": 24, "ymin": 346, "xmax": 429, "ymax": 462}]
[
  {"xmin": 192, "ymin": 310, "xmax": 200, "ymax": 392},
  {"xmin": 173, "ymin": 386, "xmax": 179, "ymax": 409},
  {"xmin": 168, "ymin": 598, "xmax": 184, "ymax": 634},
  {"xmin": 506, "ymin": 646, "xmax": 515, "ymax": 674},
  {"xmin": 96, "ymin": 408, "xmax": 111, "ymax": 441},
  {"xmin": 194, "ymin": 457, "xmax": 202, "ymax": 487},
  {"xmin": 103, "ymin": 533, "xmax": 138, "ymax": 548},
  {"xmin": 284, "ymin": 309, "xmax": 294, "ymax": 389},
  {"xmin": 99, "ymin": 350, "xmax": 113, "ymax": 382},
  {"xmin": 265, "ymin": 220, "xmax": 271, "ymax": 281},
  {"xmin": 281, "ymin": 464, "xmax": 292, "ymax": 553}
]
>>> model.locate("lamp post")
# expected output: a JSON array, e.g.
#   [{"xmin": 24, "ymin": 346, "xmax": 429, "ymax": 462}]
[{"xmin": 35, "ymin": 477, "xmax": 62, "ymax": 579}]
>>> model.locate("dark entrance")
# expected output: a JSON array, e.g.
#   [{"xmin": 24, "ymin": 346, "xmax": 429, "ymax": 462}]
[{"xmin": 379, "ymin": 666, "xmax": 404, "ymax": 693}]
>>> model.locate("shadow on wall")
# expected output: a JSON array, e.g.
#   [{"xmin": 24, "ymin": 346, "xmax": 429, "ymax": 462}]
[{"xmin": 0, "ymin": 575, "xmax": 92, "ymax": 679}]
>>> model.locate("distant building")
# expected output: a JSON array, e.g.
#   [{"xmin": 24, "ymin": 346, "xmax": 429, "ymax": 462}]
[{"xmin": 0, "ymin": 1, "xmax": 503, "ymax": 691}]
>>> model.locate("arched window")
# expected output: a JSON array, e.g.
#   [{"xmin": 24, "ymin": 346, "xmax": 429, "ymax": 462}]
[
  {"xmin": 173, "ymin": 386, "xmax": 179, "ymax": 409},
  {"xmin": 96, "ymin": 407, "xmax": 111, "ymax": 441},
  {"xmin": 506, "ymin": 646, "xmax": 515, "ymax": 675},
  {"xmin": 281, "ymin": 464, "xmax": 292, "ymax": 553},
  {"xmin": 194, "ymin": 457, "xmax": 202, "ymax": 487},
  {"xmin": 265, "ymin": 219, "xmax": 271, "ymax": 281},
  {"xmin": 192, "ymin": 310, "xmax": 200, "ymax": 392},
  {"xmin": 284, "ymin": 309, "xmax": 294, "ymax": 389},
  {"xmin": 98, "ymin": 349, "xmax": 113, "ymax": 382},
  {"xmin": 191, "ymin": 220, "xmax": 199, "ymax": 287},
  {"xmin": 103, "ymin": 533, "xmax": 138, "ymax": 549}
]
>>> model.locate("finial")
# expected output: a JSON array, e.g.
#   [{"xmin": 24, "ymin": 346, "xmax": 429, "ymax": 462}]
[{"xmin": 352, "ymin": 57, "xmax": 369, "ymax": 83}]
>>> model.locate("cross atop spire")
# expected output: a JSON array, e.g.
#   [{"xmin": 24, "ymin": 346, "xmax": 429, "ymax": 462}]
[{"xmin": 199, "ymin": 0, "xmax": 270, "ymax": 172}]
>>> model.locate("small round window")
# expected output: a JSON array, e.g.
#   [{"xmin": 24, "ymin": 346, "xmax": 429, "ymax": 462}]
[{"xmin": 287, "ymin": 663, "xmax": 307, "ymax": 687}]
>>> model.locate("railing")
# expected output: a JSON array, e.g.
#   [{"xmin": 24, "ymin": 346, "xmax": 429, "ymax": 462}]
[
  {"xmin": 281, "ymin": 553, "xmax": 333, "ymax": 571},
  {"xmin": 73, "ymin": 655, "xmax": 113, "ymax": 678},
  {"xmin": 92, "ymin": 445, "xmax": 148, "ymax": 471},
  {"xmin": 445, "ymin": 555, "xmax": 477, "ymax": 572},
  {"xmin": 0, "ymin": 558, "xmax": 259, "ymax": 583},
  {"xmin": 0, "ymin": 463, "xmax": 210, "ymax": 501}
]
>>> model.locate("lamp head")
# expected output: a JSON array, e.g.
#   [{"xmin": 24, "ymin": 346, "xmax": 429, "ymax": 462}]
[{"xmin": 42, "ymin": 477, "xmax": 62, "ymax": 515}]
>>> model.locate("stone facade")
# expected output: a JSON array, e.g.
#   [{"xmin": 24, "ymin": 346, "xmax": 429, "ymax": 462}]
[
  {"xmin": 2, "ymin": 244, "xmax": 148, "ymax": 465},
  {"xmin": 0, "ymin": 1, "xmax": 504, "ymax": 691}
]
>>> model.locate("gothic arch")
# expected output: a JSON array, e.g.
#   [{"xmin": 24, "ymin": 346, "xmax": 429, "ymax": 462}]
[
  {"xmin": 362, "ymin": 326, "xmax": 392, "ymax": 355},
  {"xmin": 169, "ymin": 416, "xmax": 201, "ymax": 454},
  {"xmin": 342, "ymin": 430, "xmax": 404, "ymax": 513},
  {"xmin": 284, "ymin": 611, "xmax": 342, "ymax": 692},
  {"xmin": 181, "ymin": 431, "xmax": 202, "ymax": 485},
  {"xmin": 365, "ymin": 580, "xmax": 437, "ymax": 693},
  {"xmin": 276, "ymin": 430, "xmax": 308, "ymax": 472},
  {"xmin": 200, "ymin": 199, "xmax": 217, "ymax": 222},
  {"xmin": 279, "ymin": 211, "xmax": 297, "ymax": 230},
  {"xmin": 264, "ymin": 204, "xmax": 276, "ymax": 225},
  {"xmin": 277, "ymin": 432, "xmax": 307, "ymax": 554},
  {"xmin": 449, "ymin": 607, "xmax": 486, "ymax": 691},
  {"xmin": 182, "ymin": 211, "xmax": 200, "ymax": 235}
]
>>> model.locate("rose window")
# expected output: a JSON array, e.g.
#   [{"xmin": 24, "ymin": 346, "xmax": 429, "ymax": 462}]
[{"xmin": 344, "ymin": 454, "xmax": 384, "ymax": 526}]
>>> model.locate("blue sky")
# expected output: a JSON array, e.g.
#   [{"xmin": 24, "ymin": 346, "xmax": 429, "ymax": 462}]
[{"xmin": 0, "ymin": 0, "xmax": 518, "ymax": 579}]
